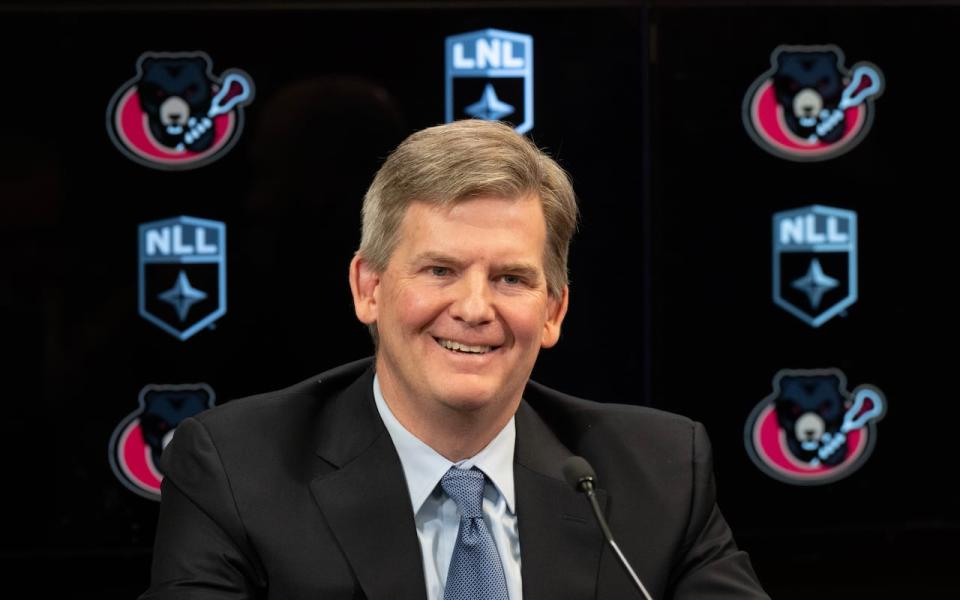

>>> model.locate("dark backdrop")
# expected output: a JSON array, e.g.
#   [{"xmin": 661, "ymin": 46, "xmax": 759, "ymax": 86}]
[{"xmin": 0, "ymin": 2, "xmax": 954, "ymax": 597}]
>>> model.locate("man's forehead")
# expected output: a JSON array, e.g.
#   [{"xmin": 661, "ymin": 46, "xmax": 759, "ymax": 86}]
[
  {"xmin": 389, "ymin": 196, "xmax": 547, "ymax": 266},
  {"xmin": 400, "ymin": 195, "xmax": 544, "ymax": 228}
]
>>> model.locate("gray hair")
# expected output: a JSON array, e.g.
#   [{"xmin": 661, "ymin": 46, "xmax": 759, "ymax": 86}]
[{"xmin": 358, "ymin": 119, "xmax": 578, "ymax": 298}]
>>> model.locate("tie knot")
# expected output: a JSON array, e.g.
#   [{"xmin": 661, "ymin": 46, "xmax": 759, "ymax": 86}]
[{"xmin": 440, "ymin": 467, "xmax": 486, "ymax": 518}]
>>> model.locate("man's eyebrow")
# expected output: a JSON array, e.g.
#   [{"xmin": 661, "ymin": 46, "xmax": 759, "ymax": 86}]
[
  {"xmin": 411, "ymin": 252, "xmax": 464, "ymax": 267},
  {"xmin": 410, "ymin": 253, "xmax": 542, "ymax": 277},
  {"xmin": 497, "ymin": 262, "xmax": 541, "ymax": 278}
]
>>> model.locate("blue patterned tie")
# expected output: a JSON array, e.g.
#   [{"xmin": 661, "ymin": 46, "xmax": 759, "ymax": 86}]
[{"xmin": 441, "ymin": 467, "xmax": 510, "ymax": 600}]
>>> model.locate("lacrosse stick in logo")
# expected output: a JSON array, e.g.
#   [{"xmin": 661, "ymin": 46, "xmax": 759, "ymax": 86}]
[
  {"xmin": 812, "ymin": 65, "xmax": 883, "ymax": 141},
  {"xmin": 812, "ymin": 386, "xmax": 885, "ymax": 465},
  {"xmin": 179, "ymin": 72, "xmax": 254, "ymax": 149}
]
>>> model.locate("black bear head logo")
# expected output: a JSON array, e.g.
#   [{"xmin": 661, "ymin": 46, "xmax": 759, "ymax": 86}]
[
  {"xmin": 774, "ymin": 373, "xmax": 850, "ymax": 466},
  {"xmin": 772, "ymin": 49, "xmax": 846, "ymax": 144},
  {"xmin": 137, "ymin": 55, "xmax": 216, "ymax": 152},
  {"xmin": 139, "ymin": 387, "xmax": 213, "ymax": 472}
]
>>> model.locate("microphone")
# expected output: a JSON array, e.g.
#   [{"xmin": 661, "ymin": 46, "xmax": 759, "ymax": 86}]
[{"xmin": 562, "ymin": 456, "xmax": 654, "ymax": 600}]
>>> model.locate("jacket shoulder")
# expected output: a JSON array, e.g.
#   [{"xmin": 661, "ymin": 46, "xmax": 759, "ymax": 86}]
[
  {"xmin": 524, "ymin": 379, "xmax": 698, "ymax": 447},
  {"xmin": 191, "ymin": 357, "xmax": 374, "ymax": 440}
]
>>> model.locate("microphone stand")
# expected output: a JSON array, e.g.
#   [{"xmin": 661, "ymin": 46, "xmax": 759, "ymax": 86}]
[
  {"xmin": 579, "ymin": 478, "xmax": 654, "ymax": 600},
  {"xmin": 564, "ymin": 456, "xmax": 654, "ymax": 600}
]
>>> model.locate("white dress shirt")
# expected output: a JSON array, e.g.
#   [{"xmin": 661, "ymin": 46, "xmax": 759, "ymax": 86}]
[{"xmin": 373, "ymin": 375, "xmax": 523, "ymax": 600}]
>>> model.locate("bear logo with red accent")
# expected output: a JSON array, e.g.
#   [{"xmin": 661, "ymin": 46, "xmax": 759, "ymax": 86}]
[
  {"xmin": 743, "ymin": 45, "xmax": 883, "ymax": 162},
  {"xmin": 107, "ymin": 51, "xmax": 254, "ymax": 170},
  {"xmin": 109, "ymin": 384, "xmax": 215, "ymax": 500},
  {"xmin": 744, "ymin": 369, "xmax": 886, "ymax": 485}
]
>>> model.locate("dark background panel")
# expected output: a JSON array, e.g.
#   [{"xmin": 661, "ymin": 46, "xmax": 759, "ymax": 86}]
[
  {"xmin": 651, "ymin": 5, "xmax": 957, "ymax": 596},
  {"xmin": 0, "ymin": 4, "xmax": 649, "ymax": 595},
  {"xmin": 0, "ymin": 2, "xmax": 956, "ymax": 598}
]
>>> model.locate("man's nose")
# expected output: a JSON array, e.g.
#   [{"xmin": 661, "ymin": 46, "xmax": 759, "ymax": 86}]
[{"xmin": 450, "ymin": 273, "xmax": 495, "ymax": 325}]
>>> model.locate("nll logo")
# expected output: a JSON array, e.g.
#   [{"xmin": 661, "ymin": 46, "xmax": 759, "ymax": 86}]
[
  {"xmin": 445, "ymin": 29, "xmax": 534, "ymax": 134},
  {"xmin": 138, "ymin": 216, "xmax": 226, "ymax": 340},
  {"xmin": 773, "ymin": 205, "xmax": 857, "ymax": 328}
]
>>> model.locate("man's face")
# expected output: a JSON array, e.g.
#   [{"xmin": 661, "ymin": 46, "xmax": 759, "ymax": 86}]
[{"xmin": 351, "ymin": 195, "xmax": 568, "ymax": 422}]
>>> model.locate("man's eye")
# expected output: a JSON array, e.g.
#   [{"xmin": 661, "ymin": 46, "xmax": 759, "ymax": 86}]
[
  {"xmin": 501, "ymin": 275, "xmax": 522, "ymax": 285},
  {"xmin": 430, "ymin": 266, "xmax": 450, "ymax": 277}
]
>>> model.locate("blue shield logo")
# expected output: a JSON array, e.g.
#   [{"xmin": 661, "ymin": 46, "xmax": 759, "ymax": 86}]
[
  {"xmin": 138, "ymin": 216, "xmax": 226, "ymax": 340},
  {"xmin": 445, "ymin": 29, "xmax": 534, "ymax": 134},
  {"xmin": 773, "ymin": 205, "xmax": 857, "ymax": 327}
]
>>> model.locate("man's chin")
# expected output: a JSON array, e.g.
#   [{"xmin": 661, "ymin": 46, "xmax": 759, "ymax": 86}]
[
  {"xmin": 438, "ymin": 392, "xmax": 498, "ymax": 413},
  {"xmin": 433, "ymin": 381, "xmax": 515, "ymax": 415}
]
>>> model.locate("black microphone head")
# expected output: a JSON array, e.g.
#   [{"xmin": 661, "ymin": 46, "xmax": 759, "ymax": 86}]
[{"xmin": 562, "ymin": 455, "xmax": 597, "ymax": 492}]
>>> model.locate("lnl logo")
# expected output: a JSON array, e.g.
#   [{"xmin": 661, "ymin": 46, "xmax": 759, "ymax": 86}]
[
  {"xmin": 445, "ymin": 29, "xmax": 534, "ymax": 133},
  {"xmin": 138, "ymin": 216, "xmax": 226, "ymax": 340},
  {"xmin": 773, "ymin": 205, "xmax": 857, "ymax": 328}
]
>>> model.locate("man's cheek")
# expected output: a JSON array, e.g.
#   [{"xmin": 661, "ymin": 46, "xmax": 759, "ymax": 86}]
[{"xmin": 400, "ymin": 290, "xmax": 443, "ymax": 323}]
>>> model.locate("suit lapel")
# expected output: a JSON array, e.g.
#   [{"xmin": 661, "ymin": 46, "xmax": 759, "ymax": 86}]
[
  {"xmin": 514, "ymin": 399, "xmax": 607, "ymax": 600},
  {"xmin": 308, "ymin": 365, "xmax": 427, "ymax": 600},
  {"xmin": 306, "ymin": 364, "xmax": 607, "ymax": 600}
]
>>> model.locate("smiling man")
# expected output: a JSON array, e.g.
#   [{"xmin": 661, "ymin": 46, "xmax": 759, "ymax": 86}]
[
  {"xmin": 351, "ymin": 193, "xmax": 566, "ymax": 462},
  {"xmin": 142, "ymin": 120, "xmax": 768, "ymax": 600}
]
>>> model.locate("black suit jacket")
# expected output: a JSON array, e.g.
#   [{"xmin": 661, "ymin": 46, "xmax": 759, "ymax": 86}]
[{"xmin": 141, "ymin": 358, "xmax": 768, "ymax": 599}]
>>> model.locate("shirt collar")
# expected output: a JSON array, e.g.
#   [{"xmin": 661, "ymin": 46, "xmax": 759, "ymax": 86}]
[{"xmin": 373, "ymin": 374, "xmax": 516, "ymax": 515}]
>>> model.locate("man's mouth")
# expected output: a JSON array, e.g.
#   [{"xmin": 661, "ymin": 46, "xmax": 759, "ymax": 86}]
[{"xmin": 434, "ymin": 337, "xmax": 499, "ymax": 355}]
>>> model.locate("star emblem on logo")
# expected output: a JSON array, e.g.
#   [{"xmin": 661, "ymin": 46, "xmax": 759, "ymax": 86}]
[
  {"xmin": 464, "ymin": 83, "xmax": 515, "ymax": 120},
  {"xmin": 791, "ymin": 258, "xmax": 839, "ymax": 309},
  {"xmin": 158, "ymin": 270, "xmax": 207, "ymax": 322}
]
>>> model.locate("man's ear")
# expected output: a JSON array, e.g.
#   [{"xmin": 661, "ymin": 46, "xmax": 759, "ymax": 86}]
[
  {"xmin": 541, "ymin": 285, "xmax": 569, "ymax": 349},
  {"xmin": 349, "ymin": 254, "xmax": 380, "ymax": 325}
]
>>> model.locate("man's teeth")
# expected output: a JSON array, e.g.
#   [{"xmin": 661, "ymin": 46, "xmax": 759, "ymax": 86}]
[{"xmin": 438, "ymin": 339, "xmax": 492, "ymax": 354}]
